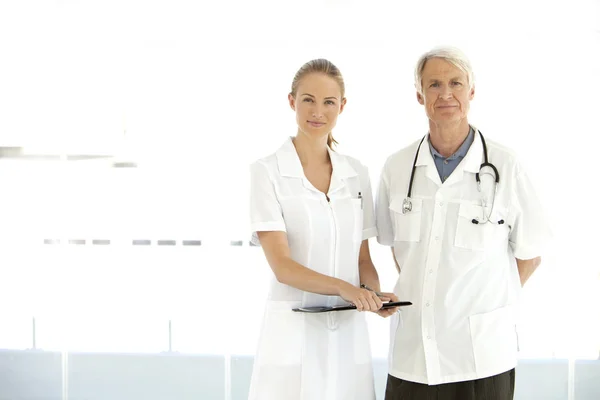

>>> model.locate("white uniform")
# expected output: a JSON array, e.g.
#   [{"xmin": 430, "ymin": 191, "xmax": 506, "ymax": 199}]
[
  {"xmin": 248, "ymin": 137, "xmax": 378, "ymax": 400},
  {"xmin": 376, "ymin": 129, "xmax": 551, "ymax": 385}
]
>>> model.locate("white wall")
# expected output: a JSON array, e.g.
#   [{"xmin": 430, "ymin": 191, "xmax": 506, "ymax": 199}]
[{"xmin": 0, "ymin": 0, "xmax": 598, "ymax": 372}]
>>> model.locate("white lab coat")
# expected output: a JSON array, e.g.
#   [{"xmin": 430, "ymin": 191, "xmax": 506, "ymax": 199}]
[
  {"xmin": 376, "ymin": 129, "xmax": 552, "ymax": 385},
  {"xmin": 248, "ymin": 137, "xmax": 378, "ymax": 400}
]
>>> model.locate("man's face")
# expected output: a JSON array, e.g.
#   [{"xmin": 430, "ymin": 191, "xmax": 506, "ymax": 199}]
[{"xmin": 417, "ymin": 57, "xmax": 474, "ymax": 125}]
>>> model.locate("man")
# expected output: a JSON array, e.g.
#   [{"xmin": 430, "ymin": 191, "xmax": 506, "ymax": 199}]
[{"xmin": 376, "ymin": 47, "xmax": 551, "ymax": 399}]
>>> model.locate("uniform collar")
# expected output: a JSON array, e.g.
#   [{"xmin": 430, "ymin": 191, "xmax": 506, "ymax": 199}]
[
  {"xmin": 275, "ymin": 137, "xmax": 304, "ymax": 177},
  {"xmin": 275, "ymin": 137, "xmax": 358, "ymax": 179},
  {"xmin": 461, "ymin": 126, "xmax": 484, "ymax": 174}
]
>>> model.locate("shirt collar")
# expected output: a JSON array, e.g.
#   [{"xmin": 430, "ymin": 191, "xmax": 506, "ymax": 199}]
[
  {"xmin": 275, "ymin": 137, "xmax": 357, "ymax": 178},
  {"xmin": 417, "ymin": 125, "xmax": 482, "ymax": 172},
  {"xmin": 428, "ymin": 125, "xmax": 475, "ymax": 161}
]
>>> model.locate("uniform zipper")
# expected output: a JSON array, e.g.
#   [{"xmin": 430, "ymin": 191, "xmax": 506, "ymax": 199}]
[{"xmin": 326, "ymin": 195, "xmax": 338, "ymax": 398}]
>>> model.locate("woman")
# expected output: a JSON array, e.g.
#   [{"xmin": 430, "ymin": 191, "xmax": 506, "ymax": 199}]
[{"xmin": 248, "ymin": 59, "xmax": 398, "ymax": 400}]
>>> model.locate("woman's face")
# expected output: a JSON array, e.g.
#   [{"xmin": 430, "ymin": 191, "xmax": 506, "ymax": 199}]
[{"xmin": 289, "ymin": 73, "xmax": 346, "ymax": 141}]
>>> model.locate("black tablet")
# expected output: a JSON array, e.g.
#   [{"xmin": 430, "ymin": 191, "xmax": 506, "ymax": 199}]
[{"xmin": 292, "ymin": 301, "xmax": 412, "ymax": 313}]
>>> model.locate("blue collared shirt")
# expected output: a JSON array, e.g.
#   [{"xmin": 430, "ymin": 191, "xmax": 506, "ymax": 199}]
[{"xmin": 428, "ymin": 126, "xmax": 475, "ymax": 183}]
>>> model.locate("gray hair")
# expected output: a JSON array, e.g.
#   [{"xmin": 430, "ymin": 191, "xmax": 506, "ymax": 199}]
[{"xmin": 414, "ymin": 46, "xmax": 475, "ymax": 94}]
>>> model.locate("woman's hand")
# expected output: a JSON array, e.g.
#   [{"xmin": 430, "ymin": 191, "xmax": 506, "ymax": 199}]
[{"xmin": 338, "ymin": 283, "xmax": 388, "ymax": 312}]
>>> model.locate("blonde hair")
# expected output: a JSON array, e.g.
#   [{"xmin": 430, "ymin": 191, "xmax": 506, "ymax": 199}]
[
  {"xmin": 290, "ymin": 59, "xmax": 345, "ymax": 149},
  {"xmin": 414, "ymin": 46, "xmax": 475, "ymax": 95}
]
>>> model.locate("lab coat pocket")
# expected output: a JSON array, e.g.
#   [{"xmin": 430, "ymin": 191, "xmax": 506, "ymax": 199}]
[
  {"xmin": 469, "ymin": 305, "xmax": 518, "ymax": 375},
  {"xmin": 351, "ymin": 198, "xmax": 364, "ymax": 243},
  {"xmin": 389, "ymin": 197, "xmax": 422, "ymax": 242},
  {"xmin": 455, "ymin": 203, "xmax": 487, "ymax": 250},
  {"xmin": 257, "ymin": 301, "xmax": 304, "ymax": 366}
]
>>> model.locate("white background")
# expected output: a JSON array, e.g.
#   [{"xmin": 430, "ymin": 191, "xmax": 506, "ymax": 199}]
[{"xmin": 0, "ymin": 0, "xmax": 599, "ymax": 364}]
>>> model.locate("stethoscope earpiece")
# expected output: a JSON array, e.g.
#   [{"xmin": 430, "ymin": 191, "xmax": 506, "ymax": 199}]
[{"xmin": 471, "ymin": 218, "xmax": 504, "ymax": 225}]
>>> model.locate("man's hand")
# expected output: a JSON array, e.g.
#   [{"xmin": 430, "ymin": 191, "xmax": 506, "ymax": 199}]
[{"xmin": 516, "ymin": 256, "xmax": 542, "ymax": 286}]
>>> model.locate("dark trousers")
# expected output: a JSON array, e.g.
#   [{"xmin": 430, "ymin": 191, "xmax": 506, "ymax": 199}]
[{"xmin": 385, "ymin": 369, "xmax": 515, "ymax": 400}]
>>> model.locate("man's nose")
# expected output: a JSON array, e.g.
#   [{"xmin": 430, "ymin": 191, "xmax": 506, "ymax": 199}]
[{"xmin": 439, "ymin": 85, "xmax": 453, "ymax": 100}]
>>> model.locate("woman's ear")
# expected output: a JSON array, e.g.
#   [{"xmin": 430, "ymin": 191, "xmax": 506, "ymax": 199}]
[{"xmin": 339, "ymin": 97, "xmax": 347, "ymax": 114}]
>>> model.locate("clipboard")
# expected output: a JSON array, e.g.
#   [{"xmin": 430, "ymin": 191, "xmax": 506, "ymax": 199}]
[{"xmin": 292, "ymin": 301, "xmax": 412, "ymax": 313}]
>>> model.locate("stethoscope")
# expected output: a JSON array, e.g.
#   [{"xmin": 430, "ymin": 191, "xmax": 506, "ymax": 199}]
[{"xmin": 402, "ymin": 130, "xmax": 504, "ymax": 225}]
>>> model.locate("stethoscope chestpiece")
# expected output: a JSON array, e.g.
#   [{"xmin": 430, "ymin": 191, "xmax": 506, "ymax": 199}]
[{"xmin": 402, "ymin": 198, "xmax": 412, "ymax": 214}]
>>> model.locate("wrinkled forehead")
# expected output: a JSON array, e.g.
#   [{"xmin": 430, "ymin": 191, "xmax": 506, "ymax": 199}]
[{"xmin": 422, "ymin": 57, "xmax": 469, "ymax": 81}]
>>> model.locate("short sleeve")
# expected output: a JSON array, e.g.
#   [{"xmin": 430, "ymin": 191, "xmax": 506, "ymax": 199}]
[
  {"xmin": 375, "ymin": 165, "xmax": 394, "ymax": 246},
  {"xmin": 508, "ymin": 168, "xmax": 552, "ymax": 259},
  {"xmin": 249, "ymin": 161, "xmax": 286, "ymax": 246},
  {"xmin": 359, "ymin": 165, "xmax": 378, "ymax": 241}
]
